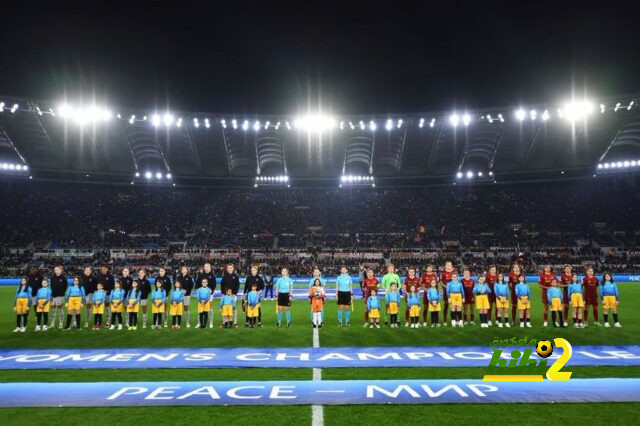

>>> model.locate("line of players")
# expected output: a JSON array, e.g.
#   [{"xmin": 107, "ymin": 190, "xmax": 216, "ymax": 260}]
[
  {"xmin": 361, "ymin": 262, "xmax": 622, "ymax": 328},
  {"xmin": 11, "ymin": 261, "xmax": 622, "ymax": 332}
]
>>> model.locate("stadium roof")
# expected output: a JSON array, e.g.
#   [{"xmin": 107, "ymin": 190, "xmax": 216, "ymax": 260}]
[{"xmin": 1, "ymin": 94, "xmax": 639, "ymax": 187}]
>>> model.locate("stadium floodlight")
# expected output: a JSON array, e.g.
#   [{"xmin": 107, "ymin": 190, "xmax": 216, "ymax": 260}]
[
  {"xmin": 530, "ymin": 110, "xmax": 537, "ymax": 120},
  {"xmin": 456, "ymin": 172, "xmax": 463, "ymax": 179},
  {"xmin": 151, "ymin": 114, "xmax": 161, "ymax": 127},
  {"xmin": 385, "ymin": 119, "xmax": 393, "ymax": 130},
  {"xmin": 10, "ymin": 103, "xmax": 18, "ymax": 113},
  {"xmin": 176, "ymin": 118, "xmax": 183, "ymax": 128},
  {"xmin": 488, "ymin": 171, "xmax": 494, "ymax": 176},
  {"xmin": 275, "ymin": 121, "xmax": 281, "ymax": 130},
  {"xmin": 603, "ymin": 163, "xmax": 610, "ymax": 169},
  {"xmin": 541, "ymin": 110, "xmax": 550, "ymax": 121},
  {"xmin": 204, "ymin": 118, "xmax": 210, "ymax": 129},
  {"xmin": 562, "ymin": 100, "xmax": 594, "ymax": 122},
  {"xmin": 369, "ymin": 120, "xmax": 377, "ymax": 131},
  {"xmin": 397, "ymin": 119, "xmax": 403, "ymax": 128},
  {"xmin": 597, "ymin": 164, "xmax": 603, "ymax": 169},
  {"xmin": 600, "ymin": 103, "xmax": 606, "ymax": 113},
  {"xmin": 614, "ymin": 102, "xmax": 621, "ymax": 112},
  {"xmin": 162, "ymin": 113, "xmax": 175, "ymax": 127},
  {"xmin": 220, "ymin": 119, "xmax": 226, "ymax": 128},
  {"xmin": 242, "ymin": 120, "xmax": 249, "ymax": 131},
  {"xmin": 624, "ymin": 161, "xmax": 630, "ymax": 168},
  {"xmin": 129, "ymin": 115, "xmax": 136, "ymax": 124},
  {"xmin": 1, "ymin": 163, "xmax": 6, "ymax": 169},
  {"xmin": 264, "ymin": 121, "xmax": 270, "ymax": 130},
  {"xmin": 515, "ymin": 109, "xmax": 526, "ymax": 121},
  {"xmin": 193, "ymin": 118, "xmax": 200, "ymax": 128},
  {"xmin": 144, "ymin": 171, "xmax": 152, "ymax": 179},
  {"xmin": 253, "ymin": 120, "xmax": 261, "ymax": 131},
  {"xmin": 0, "ymin": 102, "xmax": 4, "ymax": 111},
  {"xmin": 135, "ymin": 172, "xmax": 140, "ymax": 177},
  {"xmin": 478, "ymin": 171, "xmax": 483, "ymax": 177},
  {"xmin": 616, "ymin": 161, "xmax": 623, "ymax": 168},
  {"xmin": 359, "ymin": 120, "xmax": 365, "ymax": 130},
  {"xmin": 232, "ymin": 119, "xmax": 238, "ymax": 129},
  {"xmin": 487, "ymin": 114, "xmax": 493, "ymax": 123},
  {"xmin": 155, "ymin": 172, "xmax": 163, "ymax": 179},
  {"xmin": 294, "ymin": 114, "xmax": 337, "ymax": 132},
  {"xmin": 166, "ymin": 173, "xmax": 172, "ymax": 179},
  {"xmin": 339, "ymin": 121, "xmax": 344, "ymax": 130},
  {"xmin": 628, "ymin": 101, "xmax": 635, "ymax": 111},
  {"xmin": 449, "ymin": 114, "xmax": 460, "ymax": 127},
  {"xmin": 419, "ymin": 118, "xmax": 425, "ymax": 128},
  {"xmin": 498, "ymin": 114, "xmax": 504, "ymax": 123},
  {"xmin": 466, "ymin": 171, "xmax": 473, "ymax": 179},
  {"xmin": 462, "ymin": 113, "xmax": 471, "ymax": 126},
  {"xmin": 430, "ymin": 118, "xmax": 436, "ymax": 128}
]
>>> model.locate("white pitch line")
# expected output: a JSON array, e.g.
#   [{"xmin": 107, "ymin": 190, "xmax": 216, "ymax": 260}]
[{"xmin": 311, "ymin": 326, "xmax": 324, "ymax": 426}]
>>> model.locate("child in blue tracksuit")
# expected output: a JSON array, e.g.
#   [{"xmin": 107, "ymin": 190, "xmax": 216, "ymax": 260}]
[
  {"xmin": 14, "ymin": 278, "xmax": 32, "ymax": 332},
  {"xmin": 446, "ymin": 274, "xmax": 465, "ymax": 327},
  {"xmin": 494, "ymin": 275, "xmax": 510, "ymax": 328},
  {"xmin": 92, "ymin": 284, "xmax": 107, "ymax": 329},
  {"xmin": 109, "ymin": 282, "xmax": 126, "ymax": 330},
  {"xmin": 246, "ymin": 284, "xmax": 261, "ymax": 328},
  {"xmin": 170, "ymin": 281, "xmax": 185, "ymax": 329},
  {"xmin": 515, "ymin": 275, "xmax": 532, "ymax": 328},
  {"xmin": 601, "ymin": 273, "xmax": 621, "ymax": 328},
  {"xmin": 366, "ymin": 289, "xmax": 381, "ymax": 328},
  {"xmin": 548, "ymin": 279, "xmax": 565, "ymax": 328},
  {"xmin": 151, "ymin": 282, "xmax": 167, "ymax": 329},
  {"xmin": 473, "ymin": 277, "xmax": 491, "ymax": 327},
  {"xmin": 196, "ymin": 282, "xmax": 212, "ymax": 329},
  {"xmin": 567, "ymin": 273, "xmax": 584, "ymax": 328},
  {"xmin": 64, "ymin": 277, "xmax": 86, "ymax": 330},
  {"xmin": 385, "ymin": 283, "xmax": 401, "ymax": 327},
  {"xmin": 426, "ymin": 279, "xmax": 442, "ymax": 327},
  {"xmin": 35, "ymin": 279, "xmax": 52, "ymax": 331},
  {"xmin": 126, "ymin": 282, "xmax": 142, "ymax": 330},
  {"xmin": 220, "ymin": 288, "xmax": 236, "ymax": 328},
  {"xmin": 407, "ymin": 286, "xmax": 421, "ymax": 328}
]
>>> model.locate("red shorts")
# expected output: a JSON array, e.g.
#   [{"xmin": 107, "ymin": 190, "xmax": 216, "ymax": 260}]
[
  {"xmin": 541, "ymin": 288, "xmax": 548, "ymax": 304},
  {"xmin": 463, "ymin": 288, "xmax": 475, "ymax": 303},
  {"xmin": 510, "ymin": 288, "xmax": 518, "ymax": 303},
  {"xmin": 562, "ymin": 287, "xmax": 569, "ymax": 302},
  {"xmin": 584, "ymin": 288, "xmax": 598, "ymax": 305},
  {"xmin": 488, "ymin": 287, "xmax": 496, "ymax": 303}
]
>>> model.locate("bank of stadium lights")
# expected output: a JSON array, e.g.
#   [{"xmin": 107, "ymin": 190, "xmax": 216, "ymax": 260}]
[
  {"xmin": 339, "ymin": 175, "xmax": 375, "ymax": 188},
  {"xmin": 242, "ymin": 120, "xmax": 249, "ymax": 131},
  {"xmin": 136, "ymin": 171, "xmax": 172, "ymax": 181},
  {"xmin": 560, "ymin": 100, "xmax": 594, "ymax": 122},
  {"xmin": 598, "ymin": 160, "xmax": 640, "ymax": 171},
  {"xmin": 254, "ymin": 175, "xmax": 290, "ymax": 188},
  {"xmin": 293, "ymin": 114, "xmax": 337, "ymax": 132},
  {"xmin": 456, "ymin": 170, "xmax": 493, "ymax": 180},
  {"xmin": 56, "ymin": 104, "xmax": 112, "ymax": 125},
  {"xmin": 0, "ymin": 162, "xmax": 29, "ymax": 173}
]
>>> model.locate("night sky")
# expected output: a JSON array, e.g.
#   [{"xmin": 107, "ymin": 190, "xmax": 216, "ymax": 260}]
[{"xmin": 1, "ymin": 1, "xmax": 639, "ymax": 115}]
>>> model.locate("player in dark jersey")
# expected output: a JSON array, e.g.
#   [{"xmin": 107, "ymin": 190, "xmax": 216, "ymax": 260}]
[
  {"xmin": 507, "ymin": 264, "xmax": 522, "ymax": 325},
  {"xmin": 485, "ymin": 265, "xmax": 499, "ymax": 326},
  {"xmin": 362, "ymin": 268, "xmax": 379, "ymax": 323},
  {"xmin": 155, "ymin": 267, "xmax": 173, "ymax": 327},
  {"xmin": 559, "ymin": 265, "xmax": 573, "ymax": 327},
  {"xmin": 97, "ymin": 266, "xmax": 115, "ymax": 327},
  {"xmin": 137, "ymin": 268, "xmax": 152, "ymax": 328},
  {"xmin": 81, "ymin": 266, "xmax": 97, "ymax": 328},
  {"xmin": 538, "ymin": 265, "xmax": 557, "ymax": 327},
  {"xmin": 461, "ymin": 269, "xmax": 475, "ymax": 325},
  {"xmin": 440, "ymin": 261, "xmax": 456, "ymax": 325},
  {"xmin": 420, "ymin": 265, "xmax": 438, "ymax": 326},
  {"xmin": 403, "ymin": 267, "xmax": 421, "ymax": 327},
  {"xmin": 582, "ymin": 266, "xmax": 600, "ymax": 326}
]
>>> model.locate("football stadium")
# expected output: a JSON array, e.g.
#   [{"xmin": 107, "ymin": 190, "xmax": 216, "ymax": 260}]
[{"xmin": 1, "ymin": 2, "xmax": 640, "ymax": 425}]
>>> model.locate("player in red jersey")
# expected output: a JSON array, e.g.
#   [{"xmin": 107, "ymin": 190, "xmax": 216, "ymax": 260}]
[
  {"xmin": 582, "ymin": 266, "xmax": 600, "ymax": 326},
  {"xmin": 440, "ymin": 261, "xmax": 456, "ymax": 325},
  {"xmin": 420, "ymin": 265, "xmax": 438, "ymax": 326},
  {"xmin": 461, "ymin": 269, "xmax": 475, "ymax": 325},
  {"xmin": 485, "ymin": 265, "xmax": 499, "ymax": 326},
  {"xmin": 507, "ymin": 264, "xmax": 522, "ymax": 324},
  {"xmin": 538, "ymin": 265, "xmax": 557, "ymax": 327},
  {"xmin": 362, "ymin": 268, "xmax": 379, "ymax": 324},
  {"xmin": 403, "ymin": 267, "xmax": 421, "ymax": 327},
  {"xmin": 559, "ymin": 265, "xmax": 572, "ymax": 327}
]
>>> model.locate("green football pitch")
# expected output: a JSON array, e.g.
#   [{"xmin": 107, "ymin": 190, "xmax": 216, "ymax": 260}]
[{"xmin": 0, "ymin": 283, "xmax": 638, "ymax": 425}]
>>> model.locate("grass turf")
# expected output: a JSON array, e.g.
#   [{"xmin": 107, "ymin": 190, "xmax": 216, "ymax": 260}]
[{"xmin": 0, "ymin": 283, "xmax": 638, "ymax": 424}]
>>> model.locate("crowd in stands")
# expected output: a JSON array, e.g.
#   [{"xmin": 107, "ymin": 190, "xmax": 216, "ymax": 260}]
[{"xmin": 1, "ymin": 176, "xmax": 639, "ymax": 277}]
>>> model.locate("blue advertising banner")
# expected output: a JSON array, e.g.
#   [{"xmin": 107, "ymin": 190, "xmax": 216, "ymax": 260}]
[
  {"xmin": 0, "ymin": 378, "xmax": 638, "ymax": 406},
  {"xmin": 1, "ymin": 345, "xmax": 639, "ymax": 369}
]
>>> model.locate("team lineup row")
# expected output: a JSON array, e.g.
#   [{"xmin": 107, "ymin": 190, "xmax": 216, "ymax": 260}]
[{"xmin": 10, "ymin": 262, "xmax": 623, "ymax": 332}]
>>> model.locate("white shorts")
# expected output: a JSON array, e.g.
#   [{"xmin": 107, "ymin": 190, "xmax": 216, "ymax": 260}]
[
  {"xmin": 183, "ymin": 295, "xmax": 191, "ymax": 306},
  {"xmin": 85, "ymin": 293, "xmax": 93, "ymax": 304},
  {"xmin": 140, "ymin": 299, "xmax": 148, "ymax": 307},
  {"xmin": 53, "ymin": 296, "xmax": 64, "ymax": 306}
]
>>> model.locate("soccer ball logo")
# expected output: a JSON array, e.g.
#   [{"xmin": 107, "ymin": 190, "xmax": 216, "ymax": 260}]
[
  {"xmin": 536, "ymin": 340, "xmax": 553, "ymax": 358},
  {"xmin": 314, "ymin": 289, "xmax": 322, "ymax": 298}
]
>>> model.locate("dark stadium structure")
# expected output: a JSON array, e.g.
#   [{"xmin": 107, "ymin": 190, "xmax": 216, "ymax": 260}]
[
  {"xmin": 0, "ymin": 95, "xmax": 639, "ymax": 186},
  {"xmin": 1, "ymin": 95, "xmax": 640, "ymax": 277}
]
